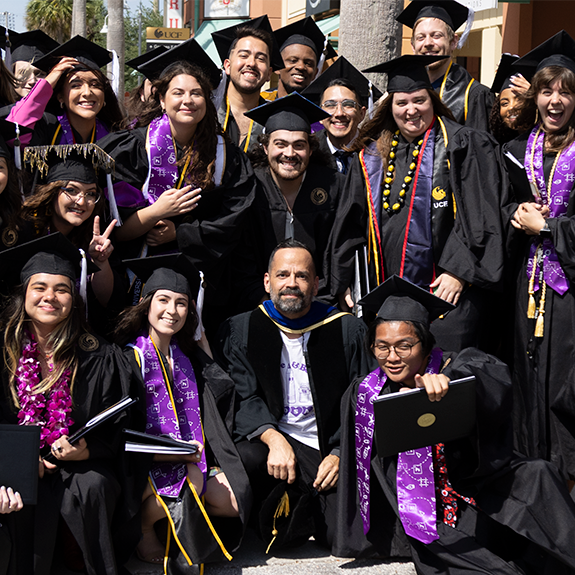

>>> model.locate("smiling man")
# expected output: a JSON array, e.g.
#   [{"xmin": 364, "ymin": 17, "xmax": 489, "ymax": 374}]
[
  {"xmin": 243, "ymin": 92, "xmax": 350, "ymax": 303},
  {"xmin": 397, "ymin": 0, "xmax": 494, "ymax": 132},
  {"xmin": 219, "ymin": 239, "xmax": 373, "ymax": 552},
  {"xmin": 212, "ymin": 16, "xmax": 284, "ymax": 152}
]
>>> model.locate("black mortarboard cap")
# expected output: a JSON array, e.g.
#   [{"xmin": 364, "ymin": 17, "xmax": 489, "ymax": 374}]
[
  {"xmin": 34, "ymin": 35, "xmax": 113, "ymax": 73},
  {"xmin": 8, "ymin": 30, "xmax": 59, "ymax": 64},
  {"xmin": 274, "ymin": 16, "xmax": 337, "ymax": 62},
  {"xmin": 514, "ymin": 30, "xmax": 575, "ymax": 76},
  {"xmin": 126, "ymin": 46, "xmax": 169, "ymax": 80},
  {"xmin": 245, "ymin": 92, "xmax": 330, "ymax": 133},
  {"xmin": 23, "ymin": 144, "xmax": 115, "ymax": 187},
  {"xmin": 211, "ymin": 15, "xmax": 284, "ymax": 72},
  {"xmin": 302, "ymin": 56, "xmax": 383, "ymax": 106},
  {"xmin": 123, "ymin": 253, "xmax": 202, "ymax": 299},
  {"xmin": 364, "ymin": 55, "xmax": 448, "ymax": 93},
  {"xmin": 0, "ymin": 119, "xmax": 32, "ymax": 160},
  {"xmin": 138, "ymin": 38, "xmax": 222, "ymax": 90},
  {"xmin": 0, "ymin": 232, "xmax": 99, "ymax": 286},
  {"xmin": 397, "ymin": 0, "xmax": 470, "ymax": 31},
  {"xmin": 359, "ymin": 275, "xmax": 454, "ymax": 325},
  {"xmin": 490, "ymin": 53, "xmax": 534, "ymax": 94}
]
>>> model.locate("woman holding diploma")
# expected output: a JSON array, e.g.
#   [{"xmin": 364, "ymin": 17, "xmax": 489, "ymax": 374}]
[
  {"xmin": 0, "ymin": 234, "xmax": 131, "ymax": 575},
  {"xmin": 114, "ymin": 254, "xmax": 250, "ymax": 570},
  {"xmin": 334, "ymin": 275, "xmax": 575, "ymax": 573}
]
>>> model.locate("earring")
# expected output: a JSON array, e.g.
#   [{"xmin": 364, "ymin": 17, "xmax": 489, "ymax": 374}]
[{"xmin": 59, "ymin": 101, "xmax": 64, "ymax": 109}]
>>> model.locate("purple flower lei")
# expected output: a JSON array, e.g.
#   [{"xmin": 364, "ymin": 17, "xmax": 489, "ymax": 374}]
[{"xmin": 16, "ymin": 332, "xmax": 74, "ymax": 449}]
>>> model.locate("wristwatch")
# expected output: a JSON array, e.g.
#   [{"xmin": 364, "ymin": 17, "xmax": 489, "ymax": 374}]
[{"xmin": 540, "ymin": 222, "xmax": 552, "ymax": 238}]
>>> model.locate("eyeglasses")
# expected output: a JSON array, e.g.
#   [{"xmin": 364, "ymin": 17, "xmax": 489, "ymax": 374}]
[
  {"xmin": 372, "ymin": 341, "xmax": 421, "ymax": 360},
  {"xmin": 321, "ymin": 99, "xmax": 360, "ymax": 112},
  {"xmin": 60, "ymin": 187, "xmax": 100, "ymax": 205}
]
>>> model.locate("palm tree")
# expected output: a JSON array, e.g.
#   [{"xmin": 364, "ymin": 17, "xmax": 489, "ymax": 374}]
[
  {"xmin": 71, "ymin": 0, "xmax": 87, "ymax": 37},
  {"xmin": 26, "ymin": 0, "xmax": 73, "ymax": 43},
  {"xmin": 107, "ymin": 0, "xmax": 125, "ymax": 96},
  {"xmin": 339, "ymin": 0, "xmax": 403, "ymax": 91}
]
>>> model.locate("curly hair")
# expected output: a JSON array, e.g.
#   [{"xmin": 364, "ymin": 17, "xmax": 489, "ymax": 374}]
[
  {"xmin": 50, "ymin": 64, "xmax": 125, "ymax": 131},
  {"xmin": 489, "ymin": 93, "xmax": 520, "ymax": 145},
  {"xmin": 514, "ymin": 65, "xmax": 575, "ymax": 153},
  {"xmin": 1, "ymin": 278, "xmax": 88, "ymax": 409},
  {"xmin": 134, "ymin": 61, "xmax": 222, "ymax": 192},
  {"xmin": 20, "ymin": 180, "xmax": 104, "ymax": 249},
  {"xmin": 113, "ymin": 291, "xmax": 199, "ymax": 359},
  {"xmin": 348, "ymin": 90, "xmax": 455, "ymax": 171}
]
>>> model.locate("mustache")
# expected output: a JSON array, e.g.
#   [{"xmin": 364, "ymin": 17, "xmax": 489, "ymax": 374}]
[{"xmin": 279, "ymin": 287, "xmax": 304, "ymax": 298}]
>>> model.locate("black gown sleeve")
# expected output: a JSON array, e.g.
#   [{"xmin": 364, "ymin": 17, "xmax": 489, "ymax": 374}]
[{"xmin": 465, "ymin": 83, "xmax": 495, "ymax": 133}]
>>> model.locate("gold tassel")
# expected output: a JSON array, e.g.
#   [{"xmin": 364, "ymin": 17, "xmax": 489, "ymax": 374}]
[
  {"xmin": 527, "ymin": 250, "xmax": 539, "ymax": 319},
  {"xmin": 265, "ymin": 492, "xmax": 290, "ymax": 554},
  {"xmin": 534, "ymin": 281, "xmax": 546, "ymax": 338}
]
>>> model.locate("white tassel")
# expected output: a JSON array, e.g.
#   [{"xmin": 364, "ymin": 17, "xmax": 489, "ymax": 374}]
[
  {"xmin": 4, "ymin": 28, "xmax": 11, "ymax": 69},
  {"xmin": 105, "ymin": 172, "xmax": 122, "ymax": 226},
  {"xmin": 193, "ymin": 271, "xmax": 205, "ymax": 341},
  {"xmin": 13, "ymin": 122, "xmax": 21, "ymax": 170},
  {"xmin": 315, "ymin": 37, "xmax": 329, "ymax": 80},
  {"xmin": 457, "ymin": 7, "xmax": 475, "ymax": 49},
  {"xmin": 211, "ymin": 70, "xmax": 227, "ymax": 113},
  {"xmin": 79, "ymin": 248, "xmax": 88, "ymax": 315},
  {"xmin": 111, "ymin": 49, "xmax": 120, "ymax": 97},
  {"xmin": 368, "ymin": 82, "xmax": 374, "ymax": 119}
]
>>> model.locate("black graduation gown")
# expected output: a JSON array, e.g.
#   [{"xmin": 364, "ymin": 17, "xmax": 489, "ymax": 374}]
[
  {"xmin": 335, "ymin": 348, "xmax": 575, "ymax": 574},
  {"xmin": 0, "ymin": 333, "xmax": 132, "ymax": 575},
  {"xmin": 123, "ymin": 345, "xmax": 252, "ymax": 572},
  {"xmin": 437, "ymin": 63, "xmax": 494, "ymax": 133},
  {"xmin": 244, "ymin": 163, "xmax": 348, "ymax": 304},
  {"xmin": 332, "ymin": 117, "xmax": 505, "ymax": 351},
  {"xmin": 217, "ymin": 95, "xmax": 265, "ymax": 154},
  {"xmin": 502, "ymin": 133, "xmax": 575, "ymax": 480}
]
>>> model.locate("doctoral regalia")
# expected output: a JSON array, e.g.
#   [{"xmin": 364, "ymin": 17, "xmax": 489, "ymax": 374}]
[
  {"xmin": 218, "ymin": 94, "xmax": 266, "ymax": 154},
  {"xmin": 333, "ymin": 116, "xmax": 505, "ymax": 351},
  {"xmin": 335, "ymin": 348, "xmax": 575, "ymax": 573},
  {"xmin": 503, "ymin": 130, "xmax": 575, "ymax": 480},
  {"xmin": 124, "ymin": 342, "xmax": 251, "ymax": 573},
  {"xmin": 0, "ymin": 333, "xmax": 132, "ymax": 575},
  {"xmin": 435, "ymin": 62, "xmax": 494, "ymax": 133}
]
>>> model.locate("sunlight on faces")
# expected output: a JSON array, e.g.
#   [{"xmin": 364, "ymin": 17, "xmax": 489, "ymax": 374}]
[
  {"xmin": 411, "ymin": 18, "xmax": 457, "ymax": 71},
  {"xmin": 373, "ymin": 321, "xmax": 427, "ymax": 388},
  {"xmin": 279, "ymin": 44, "xmax": 317, "ymax": 94},
  {"xmin": 0, "ymin": 158, "xmax": 8, "ymax": 195},
  {"xmin": 25, "ymin": 273, "xmax": 73, "ymax": 330},
  {"xmin": 264, "ymin": 248, "xmax": 318, "ymax": 317},
  {"xmin": 320, "ymin": 85, "xmax": 366, "ymax": 147},
  {"xmin": 499, "ymin": 87, "xmax": 519, "ymax": 129},
  {"xmin": 392, "ymin": 89, "xmax": 435, "ymax": 142},
  {"xmin": 264, "ymin": 130, "xmax": 311, "ymax": 182},
  {"xmin": 52, "ymin": 181, "xmax": 98, "ymax": 232},
  {"xmin": 58, "ymin": 70, "xmax": 105, "ymax": 121},
  {"xmin": 147, "ymin": 289, "xmax": 189, "ymax": 343},
  {"xmin": 161, "ymin": 74, "xmax": 207, "ymax": 131},
  {"xmin": 14, "ymin": 61, "xmax": 45, "ymax": 98},
  {"xmin": 224, "ymin": 36, "xmax": 271, "ymax": 94},
  {"xmin": 536, "ymin": 79, "xmax": 575, "ymax": 133}
]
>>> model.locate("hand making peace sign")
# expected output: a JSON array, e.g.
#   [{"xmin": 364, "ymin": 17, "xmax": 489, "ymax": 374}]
[{"xmin": 88, "ymin": 216, "xmax": 117, "ymax": 267}]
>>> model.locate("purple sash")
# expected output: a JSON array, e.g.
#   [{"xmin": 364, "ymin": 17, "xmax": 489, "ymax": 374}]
[
  {"xmin": 524, "ymin": 125, "xmax": 573, "ymax": 295},
  {"xmin": 355, "ymin": 348, "xmax": 443, "ymax": 541},
  {"xmin": 130, "ymin": 335, "xmax": 207, "ymax": 497},
  {"xmin": 57, "ymin": 113, "xmax": 108, "ymax": 144}
]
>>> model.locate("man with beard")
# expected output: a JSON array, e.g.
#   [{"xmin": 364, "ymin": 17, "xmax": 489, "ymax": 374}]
[
  {"xmin": 218, "ymin": 240, "xmax": 373, "ymax": 552},
  {"xmin": 241, "ymin": 92, "xmax": 349, "ymax": 305},
  {"xmin": 398, "ymin": 0, "xmax": 494, "ymax": 132},
  {"xmin": 262, "ymin": 17, "xmax": 337, "ymax": 101},
  {"xmin": 212, "ymin": 17, "xmax": 284, "ymax": 152}
]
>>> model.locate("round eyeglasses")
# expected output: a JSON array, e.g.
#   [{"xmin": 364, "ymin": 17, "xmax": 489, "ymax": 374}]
[
  {"xmin": 321, "ymin": 99, "xmax": 360, "ymax": 112},
  {"xmin": 372, "ymin": 341, "xmax": 421, "ymax": 360},
  {"xmin": 60, "ymin": 187, "xmax": 100, "ymax": 205}
]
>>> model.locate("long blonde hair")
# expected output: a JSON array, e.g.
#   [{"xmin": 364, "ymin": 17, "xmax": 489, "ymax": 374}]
[{"xmin": 2, "ymin": 278, "xmax": 87, "ymax": 408}]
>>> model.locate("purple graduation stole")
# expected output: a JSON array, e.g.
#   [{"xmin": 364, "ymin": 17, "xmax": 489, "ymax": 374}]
[
  {"xmin": 57, "ymin": 113, "xmax": 108, "ymax": 144},
  {"xmin": 130, "ymin": 335, "xmax": 207, "ymax": 497},
  {"xmin": 355, "ymin": 347, "xmax": 443, "ymax": 542},
  {"xmin": 524, "ymin": 125, "xmax": 573, "ymax": 295}
]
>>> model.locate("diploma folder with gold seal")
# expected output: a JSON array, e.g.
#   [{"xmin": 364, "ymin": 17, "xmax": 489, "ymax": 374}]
[{"xmin": 373, "ymin": 376, "xmax": 476, "ymax": 458}]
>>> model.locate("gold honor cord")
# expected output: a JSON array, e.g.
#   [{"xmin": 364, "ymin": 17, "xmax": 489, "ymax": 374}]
[
  {"xmin": 438, "ymin": 60, "xmax": 453, "ymax": 101},
  {"xmin": 224, "ymin": 96, "xmax": 254, "ymax": 153},
  {"xmin": 50, "ymin": 122, "xmax": 97, "ymax": 145}
]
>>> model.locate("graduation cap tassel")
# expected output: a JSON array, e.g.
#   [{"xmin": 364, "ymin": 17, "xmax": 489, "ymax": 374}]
[
  {"xmin": 4, "ymin": 28, "xmax": 11, "ymax": 69},
  {"xmin": 265, "ymin": 491, "xmax": 290, "ymax": 554},
  {"xmin": 315, "ymin": 37, "xmax": 329, "ymax": 80},
  {"xmin": 458, "ymin": 7, "xmax": 475, "ymax": 50},
  {"xmin": 193, "ymin": 271, "xmax": 205, "ymax": 341},
  {"xmin": 368, "ymin": 82, "xmax": 374, "ymax": 120},
  {"xmin": 111, "ymin": 50, "xmax": 120, "ymax": 97},
  {"xmin": 13, "ymin": 123, "xmax": 21, "ymax": 170},
  {"xmin": 79, "ymin": 248, "xmax": 88, "ymax": 315},
  {"xmin": 106, "ymin": 172, "xmax": 122, "ymax": 227},
  {"xmin": 211, "ymin": 70, "xmax": 227, "ymax": 114}
]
